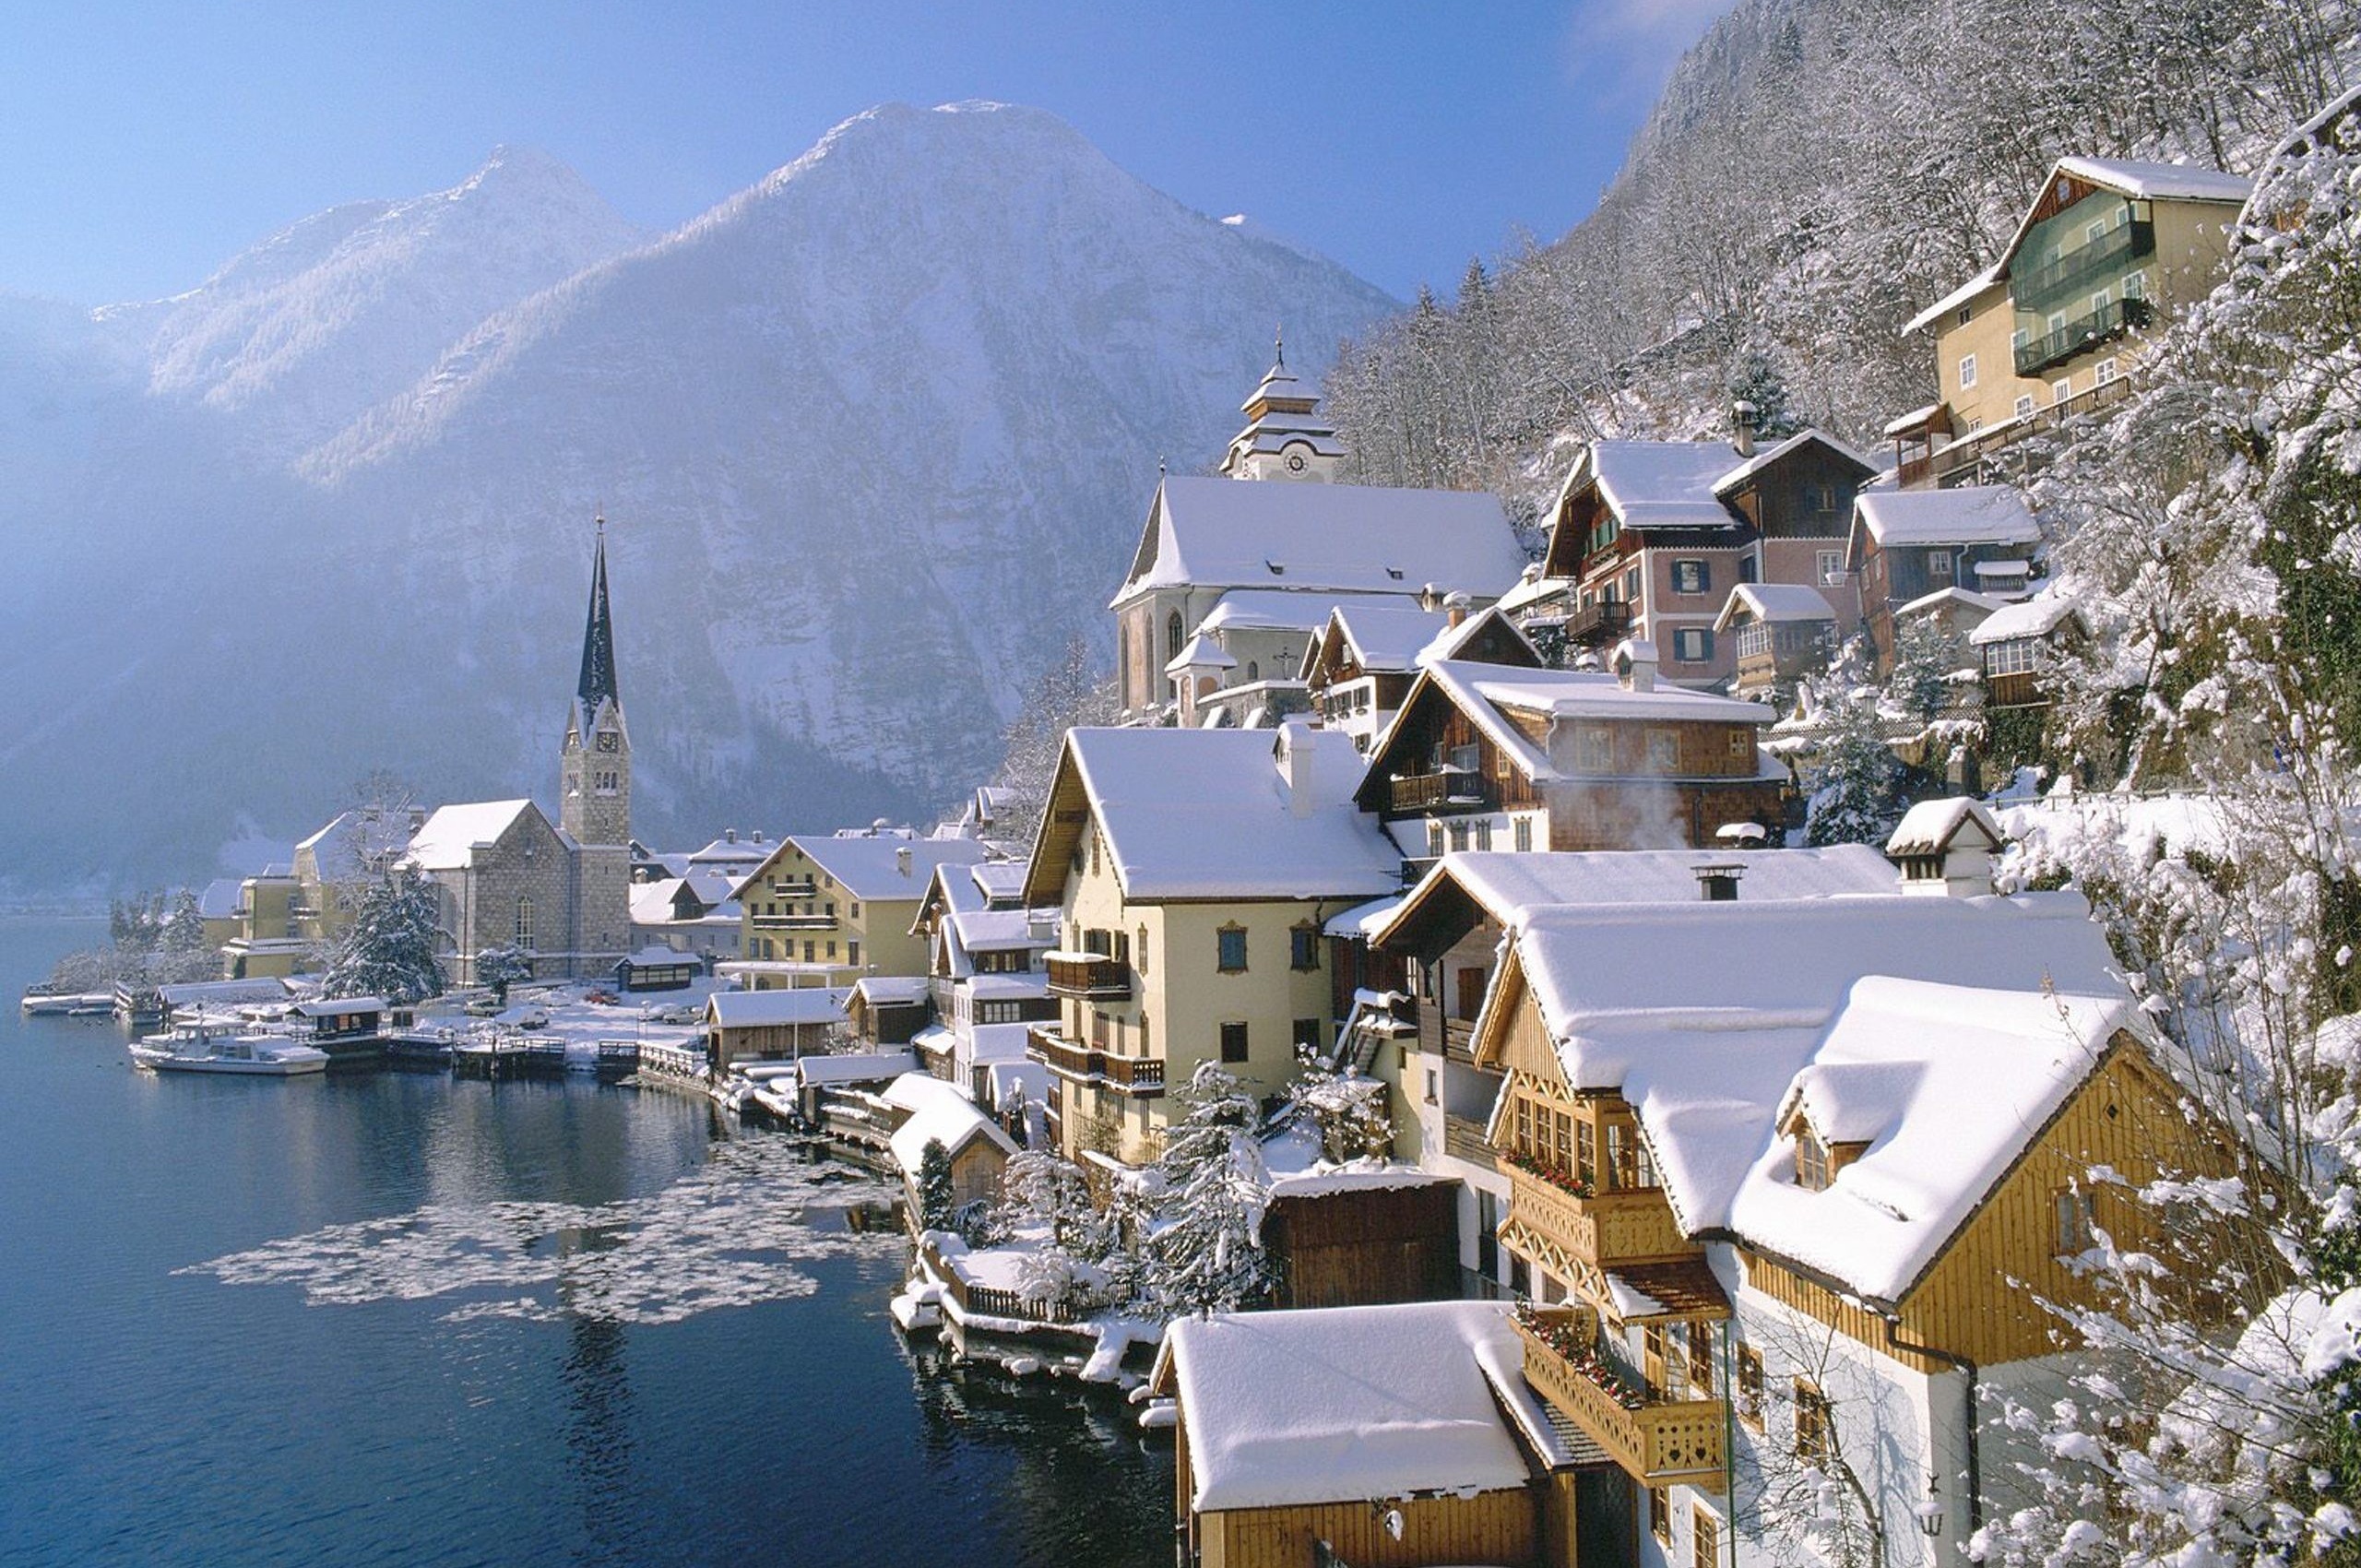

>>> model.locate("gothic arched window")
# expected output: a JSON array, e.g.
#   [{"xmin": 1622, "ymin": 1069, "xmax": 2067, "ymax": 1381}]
[{"xmin": 1167, "ymin": 610, "xmax": 1183, "ymax": 664}]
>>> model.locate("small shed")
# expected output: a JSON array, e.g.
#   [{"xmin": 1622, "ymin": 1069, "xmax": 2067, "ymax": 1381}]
[
  {"xmin": 705, "ymin": 985, "xmax": 851, "ymax": 1070},
  {"xmin": 291, "ymin": 996, "xmax": 386, "ymax": 1041},
  {"xmin": 1260, "ymin": 1168, "xmax": 1461, "ymax": 1310},
  {"xmin": 847, "ymin": 975, "xmax": 931, "ymax": 1046},
  {"xmin": 1153, "ymin": 1300, "xmax": 1586, "ymax": 1568},
  {"xmin": 615, "ymin": 945, "xmax": 700, "ymax": 992},
  {"xmin": 884, "ymin": 1073, "xmax": 1017, "ymax": 1223}
]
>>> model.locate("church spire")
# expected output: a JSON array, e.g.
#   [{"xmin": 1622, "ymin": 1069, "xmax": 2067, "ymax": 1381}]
[{"xmin": 576, "ymin": 517, "xmax": 619, "ymax": 712}]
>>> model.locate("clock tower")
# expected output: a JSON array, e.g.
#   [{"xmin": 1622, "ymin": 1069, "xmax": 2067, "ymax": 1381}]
[
  {"xmin": 1217, "ymin": 328, "xmax": 1344, "ymax": 482},
  {"xmin": 560, "ymin": 518, "xmax": 632, "ymax": 851}
]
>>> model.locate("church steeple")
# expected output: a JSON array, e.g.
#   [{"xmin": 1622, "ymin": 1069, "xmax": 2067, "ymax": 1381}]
[
  {"xmin": 576, "ymin": 517, "xmax": 619, "ymax": 713},
  {"xmin": 561, "ymin": 518, "xmax": 630, "ymax": 849},
  {"xmin": 1218, "ymin": 327, "xmax": 1343, "ymax": 481}
]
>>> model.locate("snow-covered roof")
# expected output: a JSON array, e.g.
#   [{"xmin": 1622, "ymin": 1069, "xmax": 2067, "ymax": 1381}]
[
  {"xmin": 793, "ymin": 1049, "xmax": 919, "ymax": 1088},
  {"xmin": 295, "ymin": 995, "xmax": 385, "ymax": 1016},
  {"xmin": 630, "ymin": 878, "xmax": 695, "ymax": 925},
  {"xmin": 706, "ymin": 986, "xmax": 851, "ymax": 1028},
  {"xmin": 298, "ymin": 808, "xmax": 414, "ymax": 885},
  {"xmin": 1881, "ymin": 402, "xmax": 1946, "ymax": 435},
  {"xmin": 404, "ymin": 800, "xmax": 540, "ymax": 872},
  {"xmin": 1159, "ymin": 1300, "xmax": 1568, "ymax": 1512},
  {"xmin": 1854, "ymin": 485, "xmax": 2039, "ymax": 549},
  {"xmin": 1500, "ymin": 891, "xmax": 2125, "ymax": 1301},
  {"xmin": 196, "ymin": 878, "xmax": 245, "ymax": 920},
  {"xmin": 884, "ymin": 1072, "xmax": 1017, "ymax": 1171},
  {"xmin": 1577, "ymin": 440, "xmax": 1744, "ymax": 531},
  {"xmin": 1902, "ymin": 266, "xmax": 2004, "ymax": 337},
  {"xmin": 623, "ymin": 944, "xmax": 693, "ymax": 967},
  {"xmin": 1166, "ymin": 632, "xmax": 1236, "ymax": 673},
  {"xmin": 1195, "ymin": 591, "xmax": 1348, "ymax": 636},
  {"xmin": 1885, "ymin": 797, "xmax": 2003, "ymax": 859},
  {"xmin": 1381, "ymin": 846, "xmax": 1899, "ymax": 945},
  {"xmin": 158, "ymin": 978, "xmax": 291, "ymax": 1006},
  {"xmin": 1712, "ymin": 428, "xmax": 1875, "ymax": 494},
  {"xmin": 1969, "ymin": 589, "xmax": 2083, "ymax": 645},
  {"xmin": 852, "ymin": 976, "xmax": 930, "ymax": 1006},
  {"xmin": 1314, "ymin": 603, "xmax": 1455, "ymax": 675},
  {"xmin": 2055, "ymin": 155, "xmax": 2252, "ymax": 205},
  {"xmin": 964, "ymin": 1018, "xmax": 1038, "ymax": 1059},
  {"xmin": 1734, "ymin": 976, "xmax": 2134, "ymax": 1300},
  {"xmin": 786, "ymin": 834, "xmax": 991, "ymax": 902},
  {"xmin": 1114, "ymin": 474, "xmax": 1527, "ymax": 607},
  {"xmin": 969, "ymin": 861, "xmax": 1028, "ymax": 904},
  {"xmin": 1895, "ymin": 586, "xmax": 2009, "ymax": 621},
  {"xmin": 1714, "ymin": 582, "xmax": 1835, "ymax": 632},
  {"xmin": 1035, "ymin": 724, "xmax": 1402, "ymax": 904},
  {"xmin": 1440, "ymin": 659, "xmax": 1771, "ymax": 764}
]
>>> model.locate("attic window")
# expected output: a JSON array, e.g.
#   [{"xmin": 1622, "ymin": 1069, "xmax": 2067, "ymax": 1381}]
[{"xmin": 1796, "ymin": 1129, "xmax": 1833, "ymax": 1191}]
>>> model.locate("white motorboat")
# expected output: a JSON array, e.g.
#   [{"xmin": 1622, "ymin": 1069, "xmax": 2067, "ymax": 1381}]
[{"xmin": 128, "ymin": 1023, "xmax": 329, "ymax": 1076}]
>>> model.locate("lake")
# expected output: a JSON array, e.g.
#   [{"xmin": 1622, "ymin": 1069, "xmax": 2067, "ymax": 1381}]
[{"xmin": 0, "ymin": 916, "xmax": 1174, "ymax": 1568}]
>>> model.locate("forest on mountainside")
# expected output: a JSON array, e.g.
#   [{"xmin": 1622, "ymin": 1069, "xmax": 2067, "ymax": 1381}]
[{"xmin": 1324, "ymin": 0, "xmax": 2353, "ymax": 513}]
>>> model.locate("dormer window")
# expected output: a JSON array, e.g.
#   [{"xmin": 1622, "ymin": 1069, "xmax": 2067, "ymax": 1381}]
[{"xmin": 1796, "ymin": 1129, "xmax": 1833, "ymax": 1191}]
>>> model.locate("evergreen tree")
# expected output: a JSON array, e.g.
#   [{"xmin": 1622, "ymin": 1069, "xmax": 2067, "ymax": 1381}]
[
  {"xmin": 160, "ymin": 890, "xmax": 208, "ymax": 957},
  {"xmin": 1726, "ymin": 347, "xmax": 1801, "ymax": 441},
  {"xmin": 1141, "ymin": 1063, "xmax": 1275, "ymax": 1320},
  {"xmin": 915, "ymin": 1138, "xmax": 957, "ymax": 1234},
  {"xmin": 1801, "ymin": 641, "xmax": 1905, "ymax": 848},
  {"xmin": 1284, "ymin": 1049, "xmax": 1394, "ymax": 1162},
  {"xmin": 320, "ymin": 864, "xmax": 445, "ymax": 1004},
  {"xmin": 474, "ymin": 944, "xmax": 535, "ymax": 1004}
]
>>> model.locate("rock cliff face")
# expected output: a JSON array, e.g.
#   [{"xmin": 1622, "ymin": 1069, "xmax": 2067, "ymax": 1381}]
[{"xmin": 0, "ymin": 102, "xmax": 1397, "ymax": 889}]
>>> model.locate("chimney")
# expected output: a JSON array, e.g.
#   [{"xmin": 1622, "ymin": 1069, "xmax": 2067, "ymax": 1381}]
[
  {"xmin": 753, "ymin": 830, "xmax": 765, "ymax": 844},
  {"xmin": 1444, "ymin": 590, "xmax": 1471, "ymax": 628},
  {"xmin": 1613, "ymin": 638, "xmax": 1658, "ymax": 694},
  {"xmin": 1732, "ymin": 398, "xmax": 1760, "ymax": 458},
  {"xmin": 1692, "ymin": 863, "xmax": 1745, "ymax": 902},
  {"xmin": 725, "ymin": 827, "xmax": 737, "ymax": 844},
  {"xmin": 1278, "ymin": 723, "xmax": 1316, "ymax": 818},
  {"xmin": 1418, "ymin": 582, "xmax": 1442, "ymax": 612},
  {"xmin": 409, "ymin": 807, "xmax": 427, "ymax": 833},
  {"xmin": 896, "ymin": 845, "xmax": 913, "ymax": 878}
]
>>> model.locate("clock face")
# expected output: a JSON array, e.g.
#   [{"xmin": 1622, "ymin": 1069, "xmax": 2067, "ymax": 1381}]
[
  {"xmin": 1286, "ymin": 451, "xmax": 1307, "ymax": 473},
  {"xmin": 596, "ymin": 732, "xmax": 619, "ymax": 754}
]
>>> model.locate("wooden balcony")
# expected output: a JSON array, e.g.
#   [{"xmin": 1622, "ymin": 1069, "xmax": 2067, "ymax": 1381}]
[
  {"xmin": 752, "ymin": 911, "xmax": 836, "ymax": 931},
  {"xmin": 1561, "ymin": 598, "xmax": 1634, "ymax": 648},
  {"xmin": 1044, "ymin": 952, "xmax": 1132, "ymax": 1001},
  {"xmin": 1387, "ymin": 770, "xmax": 1495, "ymax": 814},
  {"xmin": 1504, "ymin": 1163, "xmax": 1693, "ymax": 1268},
  {"xmin": 765, "ymin": 878, "xmax": 819, "ymax": 898},
  {"xmin": 1026, "ymin": 1026, "xmax": 1165, "ymax": 1097},
  {"xmin": 1515, "ymin": 1309, "xmax": 1726, "ymax": 1482}
]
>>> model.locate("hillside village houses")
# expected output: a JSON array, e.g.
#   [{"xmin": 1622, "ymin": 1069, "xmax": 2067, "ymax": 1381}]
[
  {"xmin": 908, "ymin": 859, "xmax": 1058, "ymax": 1108},
  {"xmin": 728, "ymin": 830, "xmax": 991, "ymax": 991}
]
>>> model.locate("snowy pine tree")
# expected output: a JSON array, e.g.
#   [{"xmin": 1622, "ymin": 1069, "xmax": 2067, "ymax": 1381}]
[
  {"xmin": 915, "ymin": 1138, "xmax": 956, "ymax": 1234},
  {"xmin": 1141, "ymin": 1063, "xmax": 1275, "ymax": 1320},
  {"xmin": 1285, "ymin": 1049, "xmax": 1394, "ymax": 1162},
  {"xmin": 319, "ymin": 864, "xmax": 445, "ymax": 1004},
  {"xmin": 1801, "ymin": 642, "xmax": 1906, "ymax": 848},
  {"xmin": 473, "ymin": 944, "xmax": 534, "ymax": 1004}
]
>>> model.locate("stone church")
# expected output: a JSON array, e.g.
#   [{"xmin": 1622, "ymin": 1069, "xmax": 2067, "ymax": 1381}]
[{"xmin": 405, "ymin": 526, "xmax": 635, "ymax": 982}]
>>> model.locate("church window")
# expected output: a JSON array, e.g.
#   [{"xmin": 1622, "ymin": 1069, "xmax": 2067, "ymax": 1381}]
[
  {"xmin": 514, "ymin": 897, "xmax": 534, "ymax": 950},
  {"xmin": 1246, "ymin": 660, "xmax": 1259, "ymax": 682},
  {"xmin": 1167, "ymin": 611, "xmax": 1183, "ymax": 664}
]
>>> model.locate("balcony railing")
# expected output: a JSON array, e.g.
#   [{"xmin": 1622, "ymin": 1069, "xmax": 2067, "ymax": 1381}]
[
  {"xmin": 1026, "ymin": 1026, "xmax": 1166, "ymax": 1096},
  {"xmin": 1562, "ymin": 598, "xmax": 1634, "ymax": 647},
  {"xmin": 2015, "ymin": 296, "xmax": 2153, "ymax": 376},
  {"xmin": 1044, "ymin": 952, "xmax": 1132, "ymax": 1001},
  {"xmin": 1503, "ymin": 1162, "xmax": 1694, "ymax": 1267},
  {"xmin": 2011, "ymin": 220, "xmax": 2153, "ymax": 316},
  {"xmin": 1515, "ymin": 1308, "xmax": 1726, "ymax": 1482},
  {"xmin": 752, "ymin": 912, "xmax": 836, "ymax": 931},
  {"xmin": 765, "ymin": 878, "xmax": 819, "ymax": 898},
  {"xmin": 1387, "ymin": 770, "xmax": 1495, "ymax": 814}
]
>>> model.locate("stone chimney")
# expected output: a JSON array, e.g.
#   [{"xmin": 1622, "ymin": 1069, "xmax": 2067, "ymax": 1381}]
[
  {"xmin": 724, "ymin": 826, "xmax": 737, "ymax": 844},
  {"xmin": 1612, "ymin": 638, "xmax": 1659, "ymax": 695},
  {"xmin": 1418, "ymin": 582, "xmax": 1442, "ymax": 612},
  {"xmin": 896, "ymin": 845, "xmax": 913, "ymax": 879},
  {"xmin": 1693, "ymin": 863, "xmax": 1745, "ymax": 901},
  {"xmin": 1884, "ymin": 799, "xmax": 2004, "ymax": 897},
  {"xmin": 1444, "ymin": 590, "xmax": 1471, "ymax": 628},
  {"xmin": 1732, "ymin": 398, "xmax": 1760, "ymax": 458}
]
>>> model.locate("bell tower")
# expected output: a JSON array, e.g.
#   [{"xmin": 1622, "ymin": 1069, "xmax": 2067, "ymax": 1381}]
[
  {"xmin": 561, "ymin": 518, "xmax": 631, "ymax": 849},
  {"xmin": 1217, "ymin": 327, "xmax": 1343, "ymax": 481}
]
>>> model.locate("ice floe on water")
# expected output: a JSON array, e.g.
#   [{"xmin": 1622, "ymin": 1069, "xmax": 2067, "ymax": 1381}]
[{"xmin": 183, "ymin": 1134, "xmax": 904, "ymax": 1324}]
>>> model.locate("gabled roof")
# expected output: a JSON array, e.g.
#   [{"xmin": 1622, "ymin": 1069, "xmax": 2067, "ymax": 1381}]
[
  {"xmin": 1303, "ymin": 603, "xmax": 1454, "ymax": 678},
  {"xmin": 1895, "ymin": 586, "xmax": 2009, "ymax": 622},
  {"xmin": 1488, "ymin": 891, "xmax": 2129, "ymax": 1301},
  {"xmin": 1711, "ymin": 429, "xmax": 1877, "ymax": 495},
  {"xmin": 884, "ymin": 1072, "xmax": 1018, "ymax": 1172},
  {"xmin": 2053, "ymin": 155, "xmax": 2252, "ymax": 205},
  {"xmin": 1902, "ymin": 267, "xmax": 2006, "ymax": 337},
  {"xmin": 1854, "ymin": 485, "xmax": 2040, "ymax": 550},
  {"xmin": 1373, "ymin": 845, "xmax": 1899, "ymax": 956},
  {"xmin": 1023, "ymin": 725, "xmax": 1401, "ymax": 906},
  {"xmin": 1885, "ymin": 797, "xmax": 2004, "ymax": 859},
  {"xmin": 1563, "ymin": 440, "xmax": 1743, "ymax": 532},
  {"xmin": 196, "ymin": 878, "xmax": 246, "ymax": 920},
  {"xmin": 1714, "ymin": 582, "xmax": 1835, "ymax": 633},
  {"xmin": 780, "ymin": 834, "xmax": 991, "ymax": 903},
  {"xmin": 403, "ymin": 800, "xmax": 544, "ymax": 872},
  {"xmin": 1112, "ymin": 474, "xmax": 1526, "ymax": 608},
  {"xmin": 1969, "ymin": 588, "xmax": 2084, "ymax": 645},
  {"xmin": 1157, "ymin": 1300, "xmax": 1571, "ymax": 1512},
  {"xmin": 706, "ymin": 986, "xmax": 851, "ymax": 1028},
  {"xmin": 299, "ymin": 807, "xmax": 413, "ymax": 885},
  {"xmin": 1358, "ymin": 659, "xmax": 1773, "ymax": 809}
]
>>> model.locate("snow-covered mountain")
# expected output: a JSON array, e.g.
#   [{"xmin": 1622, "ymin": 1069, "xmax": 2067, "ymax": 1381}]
[{"xmin": 0, "ymin": 102, "xmax": 1398, "ymax": 892}]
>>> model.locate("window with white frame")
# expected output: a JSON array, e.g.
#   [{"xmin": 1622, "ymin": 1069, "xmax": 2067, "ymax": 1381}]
[
  {"xmin": 1644, "ymin": 729, "xmax": 1679, "ymax": 772},
  {"xmin": 1671, "ymin": 559, "xmax": 1710, "ymax": 595},
  {"xmin": 2052, "ymin": 377, "xmax": 2072, "ymax": 404},
  {"xmin": 1816, "ymin": 549, "xmax": 1842, "ymax": 584},
  {"xmin": 2014, "ymin": 394, "xmax": 2035, "ymax": 419},
  {"xmin": 2122, "ymin": 270, "xmax": 2145, "ymax": 299},
  {"xmin": 1573, "ymin": 726, "xmax": 1614, "ymax": 773},
  {"xmin": 2095, "ymin": 358, "xmax": 2119, "ymax": 385},
  {"xmin": 1928, "ymin": 551, "xmax": 1952, "ymax": 579},
  {"xmin": 1673, "ymin": 627, "xmax": 1712, "ymax": 662},
  {"xmin": 1983, "ymin": 636, "xmax": 2041, "ymax": 676},
  {"xmin": 1958, "ymin": 352, "xmax": 1977, "ymax": 389}
]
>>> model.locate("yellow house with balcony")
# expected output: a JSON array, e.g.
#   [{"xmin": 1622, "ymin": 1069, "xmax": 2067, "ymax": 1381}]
[
  {"xmin": 732, "ymin": 829, "xmax": 991, "ymax": 991},
  {"xmin": 1019, "ymin": 724, "xmax": 1403, "ymax": 1167},
  {"xmin": 1890, "ymin": 156, "xmax": 2249, "ymax": 488}
]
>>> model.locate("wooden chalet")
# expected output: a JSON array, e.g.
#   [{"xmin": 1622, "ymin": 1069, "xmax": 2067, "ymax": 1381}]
[
  {"xmin": 1967, "ymin": 588, "xmax": 2086, "ymax": 710},
  {"xmin": 1354, "ymin": 647, "xmax": 1786, "ymax": 861},
  {"xmin": 1848, "ymin": 486, "xmax": 2043, "ymax": 669},
  {"xmin": 1712, "ymin": 582, "xmax": 1837, "ymax": 705},
  {"xmin": 1299, "ymin": 600, "xmax": 1541, "ymax": 754}
]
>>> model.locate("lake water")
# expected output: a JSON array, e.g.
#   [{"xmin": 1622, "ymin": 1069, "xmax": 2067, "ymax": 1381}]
[{"xmin": 0, "ymin": 916, "xmax": 1174, "ymax": 1568}]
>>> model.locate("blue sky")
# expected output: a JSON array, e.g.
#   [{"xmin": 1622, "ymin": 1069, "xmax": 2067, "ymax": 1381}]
[{"xmin": 0, "ymin": 0, "xmax": 1734, "ymax": 305}]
